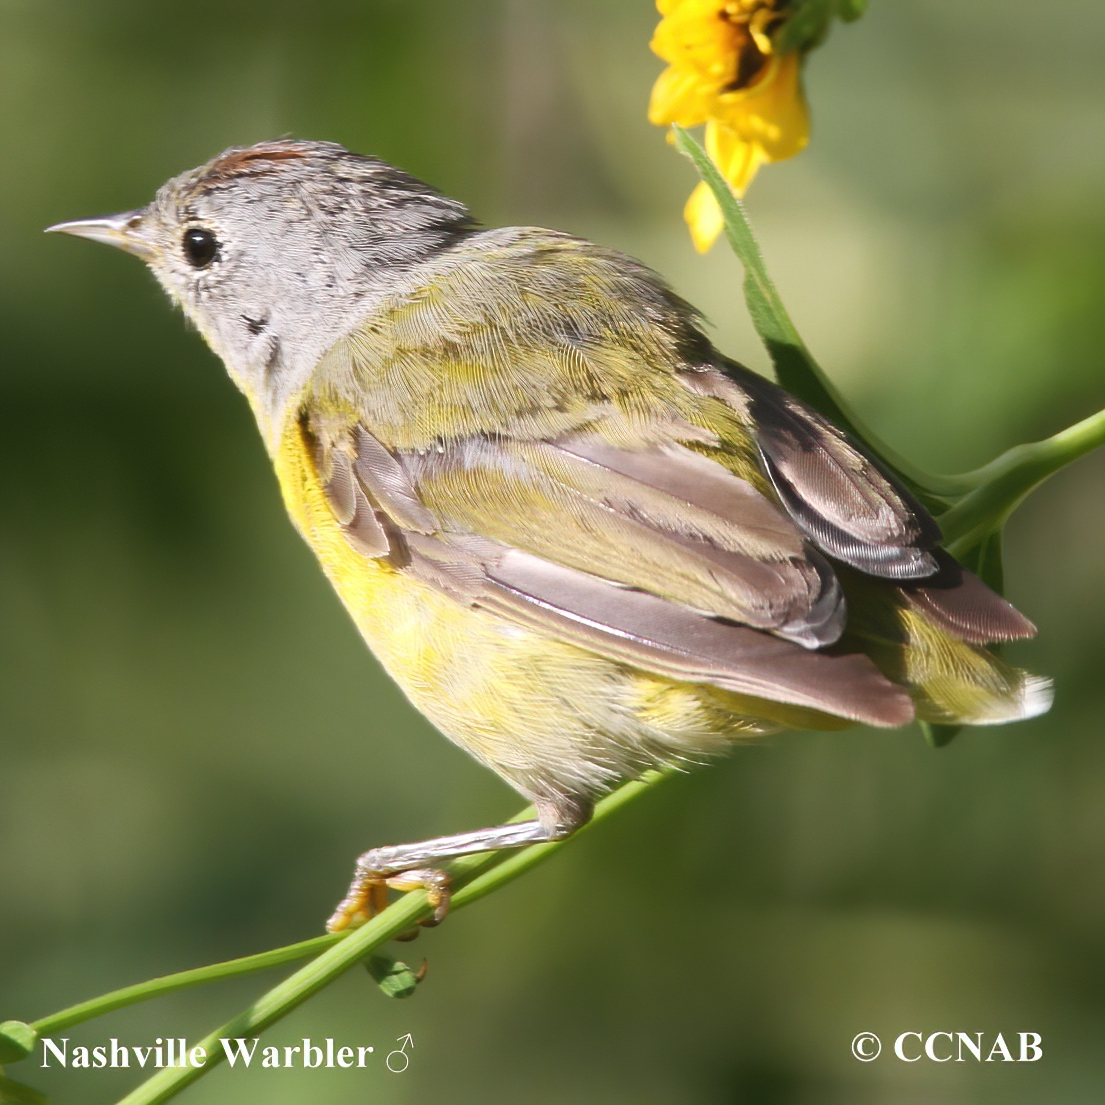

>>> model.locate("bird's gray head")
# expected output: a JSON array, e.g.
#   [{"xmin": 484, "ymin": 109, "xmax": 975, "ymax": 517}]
[{"xmin": 48, "ymin": 140, "xmax": 474, "ymax": 436}]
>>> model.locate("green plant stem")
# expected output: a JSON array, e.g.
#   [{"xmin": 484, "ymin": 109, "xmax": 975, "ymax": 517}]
[
  {"xmin": 21, "ymin": 813, "xmax": 524, "ymax": 1040},
  {"xmin": 30, "ymin": 938, "xmax": 338, "ymax": 1037},
  {"xmin": 939, "ymin": 404, "xmax": 1105, "ymax": 555},
  {"xmin": 670, "ymin": 125, "xmax": 965, "ymax": 505},
  {"xmin": 670, "ymin": 123, "xmax": 1105, "ymax": 545},
  {"xmin": 450, "ymin": 771, "xmax": 658, "ymax": 910},
  {"xmin": 32, "ymin": 772, "xmax": 664, "ymax": 1105}
]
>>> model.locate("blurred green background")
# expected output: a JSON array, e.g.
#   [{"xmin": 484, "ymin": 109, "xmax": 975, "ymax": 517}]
[{"xmin": 3, "ymin": 1, "xmax": 1105, "ymax": 1102}]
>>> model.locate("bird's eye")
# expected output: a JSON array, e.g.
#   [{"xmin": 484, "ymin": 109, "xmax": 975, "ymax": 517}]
[{"xmin": 182, "ymin": 228, "xmax": 218, "ymax": 268}]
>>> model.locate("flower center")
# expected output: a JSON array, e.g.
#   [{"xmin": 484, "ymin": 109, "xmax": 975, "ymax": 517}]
[{"xmin": 716, "ymin": 1, "xmax": 784, "ymax": 91}]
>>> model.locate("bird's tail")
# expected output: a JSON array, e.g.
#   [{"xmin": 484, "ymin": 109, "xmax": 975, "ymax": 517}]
[{"xmin": 839, "ymin": 557, "xmax": 1052, "ymax": 726}]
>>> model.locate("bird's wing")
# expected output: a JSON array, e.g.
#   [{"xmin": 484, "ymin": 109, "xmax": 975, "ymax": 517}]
[
  {"xmin": 402, "ymin": 432, "xmax": 847, "ymax": 647},
  {"xmin": 305, "ymin": 417, "xmax": 913, "ymax": 728},
  {"xmin": 679, "ymin": 362, "xmax": 1036, "ymax": 641},
  {"xmin": 681, "ymin": 362, "xmax": 943, "ymax": 578},
  {"xmin": 298, "ymin": 227, "xmax": 1035, "ymax": 728}
]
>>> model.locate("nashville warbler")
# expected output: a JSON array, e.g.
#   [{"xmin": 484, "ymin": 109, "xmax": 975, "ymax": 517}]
[{"xmin": 49, "ymin": 141, "xmax": 1050, "ymax": 931}]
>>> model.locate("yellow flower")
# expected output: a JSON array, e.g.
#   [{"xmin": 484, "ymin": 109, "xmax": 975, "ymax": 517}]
[{"xmin": 649, "ymin": 0, "xmax": 810, "ymax": 251}]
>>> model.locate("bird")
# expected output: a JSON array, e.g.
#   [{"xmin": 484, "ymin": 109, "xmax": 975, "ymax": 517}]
[{"xmin": 48, "ymin": 140, "xmax": 1051, "ymax": 931}]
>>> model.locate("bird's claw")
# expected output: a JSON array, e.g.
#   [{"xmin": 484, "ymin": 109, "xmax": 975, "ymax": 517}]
[{"xmin": 326, "ymin": 863, "xmax": 452, "ymax": 933}]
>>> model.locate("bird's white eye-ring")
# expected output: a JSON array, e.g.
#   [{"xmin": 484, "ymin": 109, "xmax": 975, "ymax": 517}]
[{"xmin": 182, "ymin": 227, "xmax": 218, "ymax": 268}]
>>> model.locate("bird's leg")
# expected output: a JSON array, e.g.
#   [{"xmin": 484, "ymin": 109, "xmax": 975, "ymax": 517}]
[{"xmin": 326, "ymin": 796, "xmax": 592, "ymax": 933}]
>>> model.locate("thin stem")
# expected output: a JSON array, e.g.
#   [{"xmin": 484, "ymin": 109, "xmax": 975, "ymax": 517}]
[
  {"xmin": 669, "ymin": 125, "xmax": 1105, "ymax": 534},
  {"xmin": 112, "ymin": 885, "xmax": 439, "ymax": 1105},
  {"xmin": 952, "ymin": 402, "xmax": 1105, "ymax": 490},
  {"xmin": 105, "ymin": 771, "xmax": 667, "ymax": 1105},
  {"xmin": 670, "ymin": 125, "xmax": 965, "ymax": 505},
  {"xmin": 31, "ymin": 938, "xmax": 338, "ymax": 1037},
  {"xmin": 449, "ymin": 771, "xmax": 662, "ymax": 910},
  {"xmin": 22, "ymin": 818, "xmax": 529, "ymax": 1040},
  {"xmin": 939, "ymin": 404, "xmax": 1105, "ymax": 555}
]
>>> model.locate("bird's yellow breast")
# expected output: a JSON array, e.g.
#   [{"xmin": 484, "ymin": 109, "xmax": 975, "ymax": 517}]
[
  {"xmin": 271, "ymin": 413, "xmax": 458, "ymax": 687},
  {"xmin": 267, "ymin": 412, "xmax": 790, "ymax": 797},
  {"xmin": 271, "ymin": 415, "xmax": 624, "ymax": 784}
]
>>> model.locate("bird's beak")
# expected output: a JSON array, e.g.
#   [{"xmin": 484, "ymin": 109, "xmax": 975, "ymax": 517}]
[{"xmin": 46, "ymin": 209, "xmax": 154, "ymax": 261}]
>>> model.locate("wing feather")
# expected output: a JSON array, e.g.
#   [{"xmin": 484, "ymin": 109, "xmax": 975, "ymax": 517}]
[
  {"xmin": 292, "ymin": 229, "xmax": 1044, "ymax": 734},
  {"xmin": 343, "ymin": 481, "xmax": 391, "ymax": 558},
  {"xmin": 351, "ymin": 425, "xmax": 438, "ymax": 534},
  {"xmin": 403, "ymin": 434, "xmax": 845, "ymax": 647},
  {"xmin": 903, "ymin": 551, "xmax": 1037, "ymax": 644},
  {"xmin": 684, "ymin": 363, "xmax": 942, "ymax": 578},
  {"xmin": 411, "ymin": 538, "xmax": 911, "ymax": 727}
]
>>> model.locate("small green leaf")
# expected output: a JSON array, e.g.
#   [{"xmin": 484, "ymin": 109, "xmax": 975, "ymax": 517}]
[
  {"xmin": 775, "ymin": 0, "xmax": 866, "ymax": 56},
  {"xmin": 0, "ymin": 1023, "xmax": 36, "ymax": 1066},
  {"xmin": 774, "ymin": 0, "xmax": 834, "ymax": 56},
  {"xmin": 958, "ymin": 531, "xmax": 1005, "ymax": 594},
  {"xmin": 0, "ymin": 1071, "xmax": 48, "ymax": 1105},
  {"xmin": 921, "ymin": 722, "xmax": 961, "ymax": 749},
  {"xmin": 364, "ymin": 954, "xmax": 424, "ymax": 1000}
]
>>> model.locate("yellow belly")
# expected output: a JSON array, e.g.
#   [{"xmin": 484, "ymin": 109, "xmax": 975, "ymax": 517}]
[{"xmin": 270, "ymin": 417, "xmax": 812, "ymax": 802}]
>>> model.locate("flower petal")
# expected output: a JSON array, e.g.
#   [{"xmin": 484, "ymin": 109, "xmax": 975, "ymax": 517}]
[
  {"xmin": 706, "ymin": 118, "xmax": 768, "ymax": 195},
  {"xmin": 651, "ymin": 1, "xmax": 743, "ymax": 81},
  {"xmin": 649, "ymin": 65, "xmax": 712, "ymax": 126},
  {"xmin": 714, "ymin": 51, "xmax": 809, "ymax": 161},
  {"xmin": 684, "ymin": 179, "xmax": 725, "ymax": 253}
]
